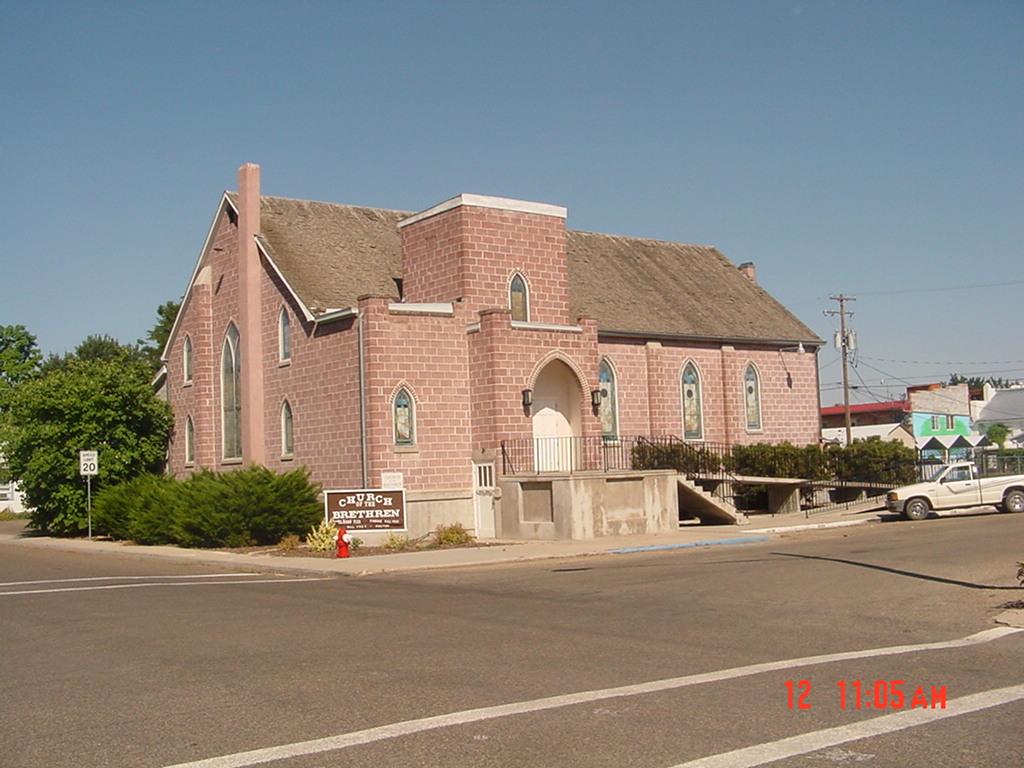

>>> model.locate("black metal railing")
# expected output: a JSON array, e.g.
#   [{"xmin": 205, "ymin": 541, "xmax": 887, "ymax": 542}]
[{"xmin": 499, "ymin": 435, "xmax": 961, "ymax": 516}]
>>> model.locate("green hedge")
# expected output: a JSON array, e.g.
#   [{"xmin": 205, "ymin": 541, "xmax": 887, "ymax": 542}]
[
  {"xmin": 634, "ymin": 437, "xmax": 917, "ymax": 486},
  {"xmin": 93, "ymin": 465, "xmax": 321, "ymax": 547}
]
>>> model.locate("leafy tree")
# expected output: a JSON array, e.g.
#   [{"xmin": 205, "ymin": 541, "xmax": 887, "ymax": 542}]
[
  {"xmin": 138, "ymin": 299, "xmax": 181, "ymax": 372},
  {"xmin": 0, "ymin": 357, "xmax": 171, "ymax": 534},
  {"xmin": 40, "ymin": 334, "xmax": 147, "ymax": 374},
  {"xmin": 948, "ymin": 373, "xmax": 1010, "ymax": 389},
  {"xmin": 0, "ymin": 324, "xmax": 42, "ymax": 409},
  {"xmin": 985, "ymin": 423, "xmax": 1010, "ymax": 448}
]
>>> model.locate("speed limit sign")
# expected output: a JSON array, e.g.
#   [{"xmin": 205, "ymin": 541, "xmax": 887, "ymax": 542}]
[{"xmin": 79, "ymin": 450, "xmax": 98, "ymax": 476}]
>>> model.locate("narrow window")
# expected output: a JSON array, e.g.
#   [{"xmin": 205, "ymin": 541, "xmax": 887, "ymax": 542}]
[
  {"xmin": 393, "ymin": 388, "xmax": 415, "ymax": 445},
  {"xmin": 509, "ymin": 273, "xmax": 529, "ymax": 322},
  {"xmin": 930, "ymin": 415, "xmax": 941, "ymax": 431},
  {"xmin": 278, "ymin": 307, "xmax": 291, "ymax": 362},
  {"xmin": 281, "ymin": 400, "xmax": 294, "ymax": 456},
  {"xmin": 744, "ymin": 363, "xmax": 762, "ymax": 432},
  {"xmin": 945, "ymin": 414, "xmax": 955, "ymax": 430},
  {"xmin": 682, "ymin": 362, "xmax": 704, "ymax": 440},
  {"xmin": 221, "ymin": 323, "xmax": 242, "ymax": 459},
  {"xmin": 598, "ymin": 359, "xmax": 618, "ymax": 440},
  {"xmin": 185, "ymin": 415, "xmax": 195, "ymax": 465},
  {"xmin": 183, "ymin": 335, "xmax": 193, "ymax": 384}
]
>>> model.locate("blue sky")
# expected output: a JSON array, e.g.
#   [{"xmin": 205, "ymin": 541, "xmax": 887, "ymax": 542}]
[{"xmin": 2, "ymin": 1, "xmax": 1021, "ymax": 405}]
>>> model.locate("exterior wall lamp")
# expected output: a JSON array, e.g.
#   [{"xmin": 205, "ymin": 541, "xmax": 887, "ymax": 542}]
[
  {"xmin": 521, "ymin": 388, "xmax": 533, "ymax": 409},
  {"xmin": 590, "ymin": 389, "xmax": 603, "ymax": 409}
]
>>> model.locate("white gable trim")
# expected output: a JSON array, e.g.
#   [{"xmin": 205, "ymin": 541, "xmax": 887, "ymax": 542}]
[
  {"xmin": 161, "ymin": 192, "xmax": 238, "ymax": 362},
  {"xmin": 255, "ymin": 239, "xmax": 316, "ymax": 323}
]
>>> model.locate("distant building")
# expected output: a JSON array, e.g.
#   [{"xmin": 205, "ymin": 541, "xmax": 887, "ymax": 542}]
[
  {"xmin": 821, "ymin": 422, "xmax": 915, "ymax": 449},
  {"xmin": 972, "ymin": 384, "xmax": 1024, "ymax": 446},
  {"xmin": 820, "ymin": 400, "xmax": 908, "ymax": 429}
]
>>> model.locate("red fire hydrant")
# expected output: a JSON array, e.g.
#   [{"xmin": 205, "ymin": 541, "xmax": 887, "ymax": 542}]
[{"xmin": 336, "ymin": 527, "xmax": 352, "ymax": 559}]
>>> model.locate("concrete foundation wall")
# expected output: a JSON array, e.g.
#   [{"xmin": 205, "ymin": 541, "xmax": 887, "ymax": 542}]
[{"xmin": 498, "ymin": 470, "xmax": 677, "ymax": 540}]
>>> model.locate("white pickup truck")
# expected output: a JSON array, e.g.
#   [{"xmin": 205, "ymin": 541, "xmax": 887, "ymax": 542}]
[{"xmin": 886, "ymin": 462, "xmax": 1024, "ymax": 520}]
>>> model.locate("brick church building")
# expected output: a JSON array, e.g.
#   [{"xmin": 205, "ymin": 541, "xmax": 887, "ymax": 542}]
[{"xmin": 162, "ymin": 164, "xmax": 821, "ymax": 539}]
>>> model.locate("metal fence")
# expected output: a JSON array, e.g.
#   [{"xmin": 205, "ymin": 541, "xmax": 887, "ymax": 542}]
[{"xmin": 500, "ymin": 436, "xmax": 1024, "ymax": 516}]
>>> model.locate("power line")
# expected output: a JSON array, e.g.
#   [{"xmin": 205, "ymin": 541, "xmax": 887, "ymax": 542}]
[
  {"xmin": 859, "ymin": 354, "xmax": 1024, "ymax": 367},
  {"xmin": 853, "ymin": 279, "xmax": 1024, "ymax": 297}
]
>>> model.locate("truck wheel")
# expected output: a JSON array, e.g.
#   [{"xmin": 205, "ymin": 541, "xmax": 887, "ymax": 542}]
[
  {"xmin": 1003, "ymin": 490, "xmax": 1024, "ymax": 514},
  {"xmin": 904, "ymin": 498, "xmax": 930, "ymax": 521}
]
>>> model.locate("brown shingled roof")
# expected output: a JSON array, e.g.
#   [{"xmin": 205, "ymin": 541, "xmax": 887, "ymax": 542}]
[
  {"xmin": 567, "ymin": 231, "xmax": 819, "ymax": 342},
  {"xmin": 235, "ymin": 193, "xmax": 819, "ymax": 344}
]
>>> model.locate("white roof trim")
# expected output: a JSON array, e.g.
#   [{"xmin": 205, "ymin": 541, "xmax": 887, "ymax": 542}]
[
  {"xmin": 255, "ymin": 238, "xmax": 316, "ymax": 323},
  {"xmin": 388, "ymin": 302, "xmax": 454, "ymax": 316},
  {"xmin": 511, "ymin": 320, "xmax": 583, "ymax": 334},
  {"xmin": 313, "ymin": 307, "xmax": 358, "ymax": 325},
  {"xmin": 161, "ymin": 192, "xmax": 238, "ymax": 362},
  {"xmin": 397, "ymin": 193, "xmax": 567, "ymax": 229}
]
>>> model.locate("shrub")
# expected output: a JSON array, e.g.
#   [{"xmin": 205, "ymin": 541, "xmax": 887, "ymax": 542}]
[
  {"xmin": 278, "ymin": 533, "xmax": 300, "ymax": 551},
  {"xmin": 306, "ymin": 520, "xmax": 338, "ymax": 552},
  {"xmin": 349, "ymin": 537, "xmax": 364, "ymax": 552},
  {"xmin": 632, "ymin": 440, "xmax": 722, "ymax": 475},
  {"xmin": 93, "ymin": 473, "xmax": 179, "ymax": 544},
  {"xmin": 826, "ymin": 438, "xmax": 917, "ymax": 485},
  {"xmin": 93, "ymin": 465, "xmax": 322, "ymax": 548},
  {"xmin": 384, "ymin": 533, "xmax": 412, "ymax": 551},
  {"xmin": 433, "ymin": 522, "xmax": 474, "ymax": 547}
]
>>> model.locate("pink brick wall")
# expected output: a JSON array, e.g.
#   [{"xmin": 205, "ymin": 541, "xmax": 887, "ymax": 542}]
[
  {"xmin": 260, "ymin": 271, "xmax": 363, "ymax": 489},
  {"xmin": 360, "ymin": 297, "xmax": 474, "ymax": 490},
  {"xmin": 167, "ymin": 208, "xmax": 238, "ymax": 476},
  {"xmin": 470, "ymin": 311, "xmax": 602, "ymax": 449},
  {"xmin": 595, "ymin": 339, "xmax": 820, "ymax": 446},
  {"xmin": 402, "ymin": 204, "xmax": 570, "ymax": 324}
]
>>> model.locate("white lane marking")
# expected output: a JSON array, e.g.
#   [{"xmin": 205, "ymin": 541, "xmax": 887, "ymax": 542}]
[
  {"xmin": 671, "ymin": 683, "xmax": 1024, "ymax": 768},
  {"xmin": 161, "ymin": 627, "xmax": 1022, "ymax": 768},
  {"xmin": 0, "ymin": 578, "xmax": 328, "ymax": 596},
  {"xmin": 0, "ymin": 573, "xmax": 261, "ymax": 587}
]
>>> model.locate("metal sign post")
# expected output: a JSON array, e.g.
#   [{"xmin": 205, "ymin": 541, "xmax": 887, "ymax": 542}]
[{"xmin": 79, "ymin": 450, "xmax": 98, "ymax": 539}]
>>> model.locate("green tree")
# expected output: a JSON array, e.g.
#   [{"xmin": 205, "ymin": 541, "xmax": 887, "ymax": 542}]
[
  {"xmin": 138, "ymin": 299, "xmax": 181, "ymax": 372},
  {"xmin": 0, "ymin": 324, "xmax": 42, "ymax": 409},
  {"xmin": 985, "ymin": 423, "xmax": 1010, "ymax": 448},
  {"xmin": 0, "ymin": 357, "xmax": 171, "ymax": 534},
  {"xmin": 40, "ymin": 334, "xmax": 147, "ymax": 374}
]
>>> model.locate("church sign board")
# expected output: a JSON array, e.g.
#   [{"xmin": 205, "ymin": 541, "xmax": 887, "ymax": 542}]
[{"xmin": 324, "ymin": 489, "xmax": 406, "ymax": 531}]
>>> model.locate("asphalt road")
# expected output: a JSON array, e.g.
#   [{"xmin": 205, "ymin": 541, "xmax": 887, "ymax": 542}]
[{"xmin": 2, "ymin": 513, "xmax": 1023, "ymax": 767}]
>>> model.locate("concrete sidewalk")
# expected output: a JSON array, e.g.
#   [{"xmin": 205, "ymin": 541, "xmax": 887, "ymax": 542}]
[{"xmin": 0, "ymin": 506, "xmax": 886, "ymax": 577}]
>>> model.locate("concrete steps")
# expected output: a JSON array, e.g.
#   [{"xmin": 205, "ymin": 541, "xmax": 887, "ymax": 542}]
[{"xmin": 676, "ymin": 476, "xmax": 748, "ymax": 525}]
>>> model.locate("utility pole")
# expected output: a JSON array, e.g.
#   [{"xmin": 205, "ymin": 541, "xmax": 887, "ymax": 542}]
[{"xmin": 825, "ymin": 295, "xmax": 856, "ymax": 446}]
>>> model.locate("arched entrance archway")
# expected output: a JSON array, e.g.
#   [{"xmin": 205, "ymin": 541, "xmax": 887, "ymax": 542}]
[{"xmin": 532, "ymin": 359, "xmax": 583, "ymax": 471}]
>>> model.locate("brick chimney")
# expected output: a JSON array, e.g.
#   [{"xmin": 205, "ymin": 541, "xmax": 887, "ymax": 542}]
[
  {"xmin": 738, "ymin": 262, "xmax": 757, "ymax": 284},
  {"xmin": 237, "ymin": 163, "xmax": 265, "ymax": 465}
]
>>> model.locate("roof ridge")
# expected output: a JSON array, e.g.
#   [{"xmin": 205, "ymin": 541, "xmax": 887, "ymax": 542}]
[
  {"xmin": 568, "ymin": 228, "xmax": 719, "ymax": 251},
  {"xmin": 230, "ymin": 190, "xmax": 413, "ymax": 216}
]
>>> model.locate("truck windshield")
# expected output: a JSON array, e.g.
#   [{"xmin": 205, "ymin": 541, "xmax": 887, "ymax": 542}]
[{"xmin": 923, "ymin": 465, "xmax": 948, "ymax": 482}]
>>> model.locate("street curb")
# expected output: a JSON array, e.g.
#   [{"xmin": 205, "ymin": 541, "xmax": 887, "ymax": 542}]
[
  {"xmin": 608, "ymin": 536, "xmax": 771, "ymax": 554},
  {"xmin": 993, "ymin": 610, "xmax": 1024, "ymax": 629},
  {"xmin": 750, "ymin": 518, "xmax": 878, "ymax": 535}
]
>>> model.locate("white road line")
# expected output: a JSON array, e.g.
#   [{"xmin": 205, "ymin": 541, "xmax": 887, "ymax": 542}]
[
  {"xmin": 161, "ymin": 626, "xmax": 1022, "ymax": 768},
  {"xmin": 0, "ymin": 578, "xmax": 328, "ymax": 596},
  {"xmin": 0, "ymin": 573, "xmax": 261, "ymax": 587},
  {"xmin": 671, "ymin": 683, "xmax": 1024, "ymax": 768}
]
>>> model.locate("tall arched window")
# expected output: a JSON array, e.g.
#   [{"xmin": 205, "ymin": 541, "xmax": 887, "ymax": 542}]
[
  {"xmin": 393, "ymin": 387, "xmax": 415, "ymax": 445},
  {"xmin": 281, "ymin": 400, "xmax": 294, "ymax": 457},
  {"xmin": 682, "ymin": 362, "xmax": 704, "ymax": 440},
  {"xmin": 185, "ymin": 415, "xmax": 195, "ymax": 465},
  {"xmin": 278, "ymin": 307, "xmax": 291, "ymax": 362},
  {"xmin": 221, "ymin": 323, "xmax": 242, "ymax": 459},
  {"xmin": 598, "ymin": 359, "xmax": 618, "ymax": 440},
  {"xmin": 509, "ymin": 273, "xmax": 529, "ymax": 322},
  {"xmin": 744, "ymin": 363, "xmax": 762, "ymax": 432},
  {"xmin": 183, "ymin": 335, "xmax": 193, "ymax": 384}
]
